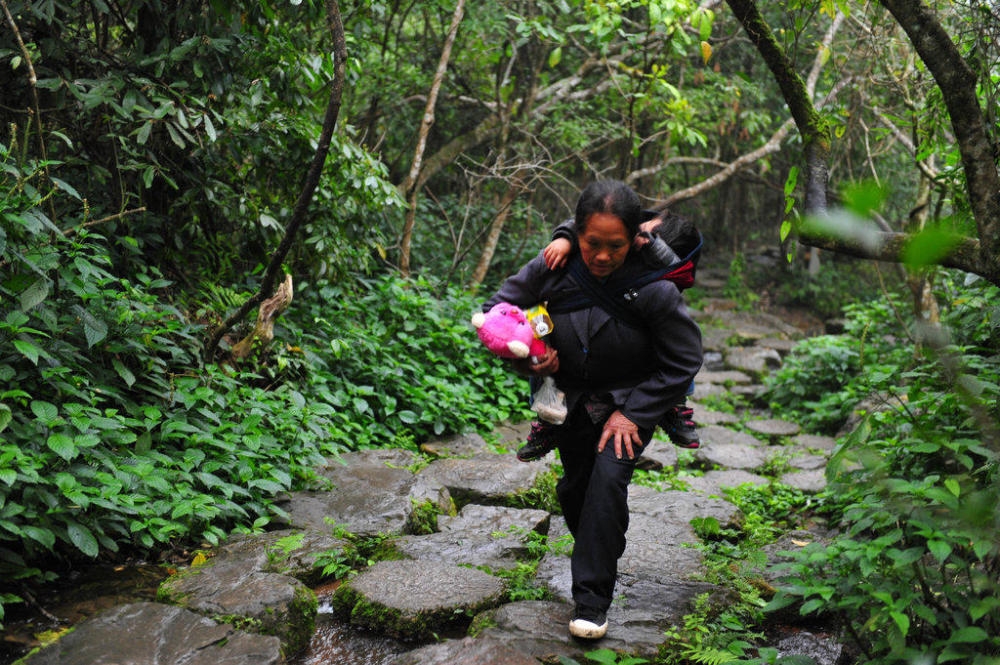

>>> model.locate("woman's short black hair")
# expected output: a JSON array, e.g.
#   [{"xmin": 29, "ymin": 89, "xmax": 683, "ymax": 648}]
[{"xmin": 575, "ymin": 180, "xmax": 642, "ymax": 238}]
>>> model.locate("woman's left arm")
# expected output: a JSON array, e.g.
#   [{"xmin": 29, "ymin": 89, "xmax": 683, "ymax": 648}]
[{"xmin": 619, "ymin": 281, "xmax": 703, "ymax": 429}]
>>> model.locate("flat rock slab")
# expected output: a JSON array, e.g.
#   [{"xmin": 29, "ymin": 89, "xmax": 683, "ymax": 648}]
[
  {"xmin": 493, "ymin": 420, "xmax": 533, "ymax": 446},
  {"xmin": 696, "ymin": 370, "xmax": 753, "ymax": 385},
  {"xmin": 746, "ymin": 418, "xmax": 801, "ymax": 439},
  {"xmin": 439, "ymin": 504, "xmax": 550, "ymax": 535},
  {"xmin": 418, "ymin": 454, "xmax": 551, "ymax": 507},
  {"xmin": 724, "ymin": 347, "xmax": 782, "ymax": 376},
  {"xmin": 698, "ymin": 425, "xmax": 764, "ymax": 448},
  {"xmin": 476, "ymin": 590, "xmax": 721, "ymax": 662},
  {"xmin": 691, "ymin": 403, "xmax": 739, "ymax": 425},
  {"xmin": 391, "ymin": 636, "xmax": 540, "ymax": 665},
  {"xmin": 391, "ymin": 528, "xmax": 535, "ymax": 571},
  {"xmin": 793, "ymin": 433, "xmax": 838, "ymax": 451},
  {"xmin": 619, "ymin": 514, "xmax": 705, "ymax": 583},
  {"xmin": 277, "ymin": 463, "xmax": 451, "ymax": 537},
  {"xmin": 779, "ymin": 469, "xmax": 827, "ymax": 492},
  {"xmin": 628, "ymin": 486, "xmax": 741, "ymax": 530},
  {"xmin": 218, "ymin": 529, "xmax": 348, "ymax": 584},
  {"xmin": 158, "ymin": 553, "xmax": 316, "ymax": 654},
  {"xmin": 332, "ymin": 560, "xmax": 506, "ymax": 640},
  {"xmin": 686, "ymin": 470, "xmax": 769, "ymax": 495},
  {"xmin": 700, "ymin": 328, "xmax": 732, "ymax": 352},
  {"xmin": 691, "ymin": 383, "xmax": 728, "ymax": 401},
  {"xmin": 756, "ymin": 337, "xmax": 798, "ymax": 355},
  {"xmin": 327, "ymin": 447, "xmax": 421, "ymax": 469},
  {"xmin": 21, "ymin": 602, "xmax": 281, "ymax": 665},
  {"xmin": 702, "ymin": 350, "xmax": 726, "ymax": 371},
  {"xmin": 785, "ymin": 451, "xmax": 828, "ymax": 470},
  {"xmin": 636, "ymin": 437, "xmax": 679, "ymax": 470},
  {"xmin": 709, "ymin": 311, "xmax": 802, "ymax": 339},
  {"xmin": 420, "ymin": 432, "xmax": 491, "ymax": 457},
  {"xmin": 695, "ymin": 441, "xmax": 769, "ymax": 470}
]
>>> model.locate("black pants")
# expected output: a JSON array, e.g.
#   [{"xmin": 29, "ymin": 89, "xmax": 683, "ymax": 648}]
[{"xmin": 556, "ymin": 405, "xmax": 653, "ymax": 612}]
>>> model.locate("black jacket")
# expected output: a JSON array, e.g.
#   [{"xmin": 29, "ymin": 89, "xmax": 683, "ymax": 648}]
[{"xmin": 484, "ymin": 251, "xmax": 702, "ymax": 429}]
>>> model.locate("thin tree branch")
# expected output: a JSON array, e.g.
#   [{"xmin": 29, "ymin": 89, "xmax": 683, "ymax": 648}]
[
  {"xmin": 204, "ymin": 0, "xmax": 347, "ymax": 362},
  {"xmin": 398, "ymin": 0, "xmax": 466, "ymax": 276},
  {"xmin": 62, "ymin": 207, "xmax": 146, "ymax": 236}
]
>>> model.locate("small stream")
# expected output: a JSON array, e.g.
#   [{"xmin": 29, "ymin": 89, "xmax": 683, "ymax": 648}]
[
  {"xmin": 290, "ymin": 590, "xmax": 410, "ymax": 665},
  {"xmin": 0, "ymin": 562, "xmax": 168, "ymax": 664}
]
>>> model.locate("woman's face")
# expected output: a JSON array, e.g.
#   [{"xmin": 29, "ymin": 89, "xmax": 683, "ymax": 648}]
[{"xmin": 579, "ymin": 212, "xmax": 630, "ymax": 277}]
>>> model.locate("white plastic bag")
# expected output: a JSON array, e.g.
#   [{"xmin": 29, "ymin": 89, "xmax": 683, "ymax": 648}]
[{"xmin": 532, "ymin": 376, "xmax": 567, "ymax": 425}]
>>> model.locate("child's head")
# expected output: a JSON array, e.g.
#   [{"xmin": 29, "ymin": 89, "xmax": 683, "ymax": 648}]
[{"xmin": 575, "ymin": 180, "xmax": 641, "ymax": 238}]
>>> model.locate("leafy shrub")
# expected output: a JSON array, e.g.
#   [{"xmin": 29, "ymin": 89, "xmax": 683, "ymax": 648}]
[
  {"xmin": 0, "ymin": 148, "xmax": 529, "ymax": 624},
  {"xmin": 762, "ymin": 274, "xmax": 1000, "ymax": 663}
]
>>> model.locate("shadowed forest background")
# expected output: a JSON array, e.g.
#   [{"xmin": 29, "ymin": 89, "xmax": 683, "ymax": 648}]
[{"xmin": 1, "ymin": 0, "xmax": 999, "ymax": 662}]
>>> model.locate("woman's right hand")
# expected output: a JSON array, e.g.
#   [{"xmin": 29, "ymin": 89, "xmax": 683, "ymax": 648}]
[{"xmin": 511, "ymin": 344, "xmax": 559, "ymax": 376}]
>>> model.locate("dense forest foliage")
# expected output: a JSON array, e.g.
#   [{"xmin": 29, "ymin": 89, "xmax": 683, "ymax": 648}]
[{"xmin": 1, "ymin": 0, "xmax": 999, "ymax": 662}]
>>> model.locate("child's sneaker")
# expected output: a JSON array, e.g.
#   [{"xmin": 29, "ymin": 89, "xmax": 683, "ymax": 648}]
[
  {"xmin": 516, "ymin": 421, "xmax": 559, "ymax": 462},
  {"xmin": 662, "ymin": 405, "xmax": 700, "ymax": 449}
]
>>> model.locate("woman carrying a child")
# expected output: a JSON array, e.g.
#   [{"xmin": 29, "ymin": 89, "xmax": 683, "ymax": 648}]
[{"xmin": 483, "ymin": 179, "xmax": 702, "ymax": 639}]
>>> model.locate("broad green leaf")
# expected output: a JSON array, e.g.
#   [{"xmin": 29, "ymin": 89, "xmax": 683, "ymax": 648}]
[
  {"xmin": 548, "ymin": 47, "xmax": 562, "ymax": 68},
  {"xmin": 137, "ymin": 120, "xmax": 152, "ymax": 145},
  {"xmin": 944, "ymin": 478, "xmax": 960, "ymax": 497},
  {"xmin": 22, "ymin": 526, "xmax": 55, "ymax": 550},
  {"xmin": 78, "ymin": 309, "xmax": 108, "ymax": 348},
  {"xmin": 113, "ymin": 359, "xmax": 136, "ymax": 387},
  {"xmin": 50, "ymin": 177, "xmax": 81, "ymax": 200},
  {"xmin": 165, "ymin": 121, "xmax": 185, "ymax": 148},
  {"xmin": 20, "ymin": 278, "xmax": 49, "ymax": 311},
  {"xmin": 31, "ymin": 400, "xmax": 58, "ymax": 422},
  {"xmin": 784, "ymin": 166, "xmax": 799, "ymax": 195},
  {"xmin": 889, "ymin": 611, "xmax": 909, "ymax": 636},
  {"xmin": 903, "ymin": 226, "xmax": 963, "ymax": 269},
  {"xmin": 699, "ymin": 11, "xmax": 713, "ymax": 41},
  {"xmin": 840, "ymin": 180, "xmax": 886, "ymax": 216},
  {"xmin": 927, "ymin": 539, "xmax": 952, "ymax": 562},
  {"xmin": 14, "ymin": 339, "xmax": 41, "ymax": 364},
  {"xmin": 970, "ymin": 597, "xmax": 1000, "ymax": 621},
  {"xmin": 582, "ymin": 649, "xmax": 619, "ymax": 665},
  {"xmin": 0, "ymin": 468, "xmax": 16, "ymax": 486},
  {"xmin": 47, "ymin": 433, "xmax": 77, "ymax": 461},
  {"xmin": 398, "ymin": 410, "xmax": 418, "ymax": 424},
  {"xmin": 66, "ymin": 521, "xmax": 99, "ymax": 557},
  {"xmin": 204, "ymin": 114, "xmax": 217, "ymax": 141},
  {"xmin": 950, "ymin": 626, "xmax": 988, "ymax": 643},
  {"xmin": 780, "ymin": 219, "xmax": 792, "ymax": 242},
  {"xmin": 0, "ymin": 403, "xmax": 11, "ymax": 433}
]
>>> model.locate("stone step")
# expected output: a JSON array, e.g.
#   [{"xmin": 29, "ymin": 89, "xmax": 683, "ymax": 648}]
[
  {"xmin": 331, "ymin": 560, "xmax": 506, "ymax": 640},
  {"xmin": 20, "ymin": 602, "xmax": 282, "ymax": 665}
]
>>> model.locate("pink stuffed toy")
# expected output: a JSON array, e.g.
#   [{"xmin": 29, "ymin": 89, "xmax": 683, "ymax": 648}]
[
  {"xmin": 470, "ymin": 302, "xmax": 547, "ymax": 360},
  {"xmin": 471, "ymin": 302, "xmax": 567, "ymax": 424}
]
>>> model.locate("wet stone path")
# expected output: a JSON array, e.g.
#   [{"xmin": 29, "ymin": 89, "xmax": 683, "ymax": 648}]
[{"xmin": 20, "ymin": 270, "xmax": 844, "ymax": 665}]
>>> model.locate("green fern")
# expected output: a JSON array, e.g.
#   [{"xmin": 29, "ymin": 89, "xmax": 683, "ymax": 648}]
[{"xmin": 683, "ymin": 647, "xmax": 739, "ymax": 665}]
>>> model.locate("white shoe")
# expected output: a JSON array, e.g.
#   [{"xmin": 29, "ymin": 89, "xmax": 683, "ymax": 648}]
[{"xmin": 569, "ymin": 608, "xmax": 608, "ymax": 639}]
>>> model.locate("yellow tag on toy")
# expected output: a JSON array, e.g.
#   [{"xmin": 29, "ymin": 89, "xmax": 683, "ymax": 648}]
[{"xmin": 525, "ymin": 304, "xmax": 554, "ymax": 338}]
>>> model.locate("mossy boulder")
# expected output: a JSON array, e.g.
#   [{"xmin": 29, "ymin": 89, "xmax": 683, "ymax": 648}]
[
  {"xmin": 331, "ymin": 560, "xmax": 506, "ymax": 640},
  {"xmin": 157, "ymin": 554, "xmax": 317, "ymax": 656}
]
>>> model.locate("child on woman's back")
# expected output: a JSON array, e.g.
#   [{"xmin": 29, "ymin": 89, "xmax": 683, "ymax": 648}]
[{"xmin": 515, "ymin": 210, "xmax": 701, "ymax": 462}]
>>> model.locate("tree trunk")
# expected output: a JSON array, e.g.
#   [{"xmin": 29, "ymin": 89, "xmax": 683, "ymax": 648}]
[
  {"xmin": 467, "ymin": 174, "xmax": 526, "ymax": 289},
  {"xmin": 398, "ymin": 0, "xmax": 466, "ymax": 277},
  {"xmin": 725, "ymin": 0, "xmax": 1000, "ymax": 286}
]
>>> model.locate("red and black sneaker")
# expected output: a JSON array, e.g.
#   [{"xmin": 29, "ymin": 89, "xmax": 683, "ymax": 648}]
[
  {"xmin": 661, "ymin": 405, "xmax": 700, "ymax": 449},
  {"xmin": 516, "ymin": 421, "xmax": 560, "ymax": 462}
]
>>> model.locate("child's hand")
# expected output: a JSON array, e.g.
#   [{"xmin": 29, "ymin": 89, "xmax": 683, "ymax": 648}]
[
  {"xmin": 633, "ymin": 215, "xmax": 664, "ymax": 250},
  {"xmin": 544, "ymin": 238, "xmax": 572, "ymax": 270}
]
